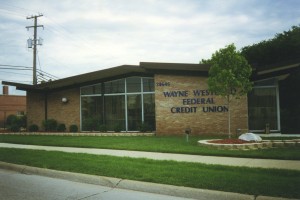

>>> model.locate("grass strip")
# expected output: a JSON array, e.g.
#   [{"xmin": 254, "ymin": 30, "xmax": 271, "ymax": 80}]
[
  {"xmin": 1, "ymin": 135, "xmax": 300, "ymax": 160},
  {"xmin": 0, "ymin": 148, "xmax": 299, "ymax": 199}
]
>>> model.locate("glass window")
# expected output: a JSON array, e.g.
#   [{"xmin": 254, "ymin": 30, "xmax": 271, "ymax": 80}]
[
  {"xmin": 127, "ymin": 94, "xmax": 142, "ymax": 131},
  {"xmin": 81, "ymin": 84, "xmax": 101, "ymax": 95},
  {"xmin": 81, "ymin": 96, "xmax": 103, "ymax": 131},
  {"xmin": 143, "ymin": 78, "xmax": 154, "ymax": 92},
  {"xmin": 80, "ymin": 76, "xmax": 155, "ymax": 132},
  {"xmin": 126, "ymin": 77, "xmax": 141, "ymax": 93},
  {"xmin": 143, "ymin": 94, "xmax": 155, "ymax": 131},
  {"xmin": 105, "ymin": 79, "xmax": 125, "ymax": 94},
  {"xmin": 254, "ymin": 78, "xmax": 277, "ymax": 87},
  {"xmin": 104, "ymin": 95, "xmax": 125, "ymax": 131},
  {"xmin": 248, "ymin": 87, "xmax": 278, "ymax": 130}
]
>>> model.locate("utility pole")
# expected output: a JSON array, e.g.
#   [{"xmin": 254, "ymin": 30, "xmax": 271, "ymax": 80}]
[{"xmin": 26, "ymin": 14, "xmax": 44, "ymax": 85}]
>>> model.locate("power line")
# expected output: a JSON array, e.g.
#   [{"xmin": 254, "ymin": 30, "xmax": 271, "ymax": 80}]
[
  {"xmin": 0, "ymin": 64, "xmax": 32, "ymax": 68},
  {"xmin": 0, "ymin": 2, "xmax": 37, "ymax": 15},
  {"xmin": 0, "ymin": 8, "xmax": 27, "ymax": 18},
  {"xmin": 0, "ymin": 64, "xmax": 59, "ymax": 80},
  {"xmin": 37, "ymin": 70, "xmax": 58, "ymax": 80},
  {"xmin": 0, "ymin": 67, "xmax": 31, "ymax": 71},
  {"xmin": 0, "ymin": 70, "xmax": 32, "ymax": 76}
]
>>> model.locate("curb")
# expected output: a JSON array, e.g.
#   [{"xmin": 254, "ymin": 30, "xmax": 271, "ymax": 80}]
[
  {"xmin": 0, "ymin": 161, "xmax": 253, "ymax": 200},
  {"xmin": 1, "ymin": 161, "xmax": 297, "ymax": 200}
]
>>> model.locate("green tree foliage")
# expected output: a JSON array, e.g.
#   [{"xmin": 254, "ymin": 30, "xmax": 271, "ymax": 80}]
[
  {"xmin": 201, "ymin": 44, "xmax": 252, "ymax": 138},
  {"xmin": 241, "ymin": 25, "xmax": 300, "ymax": 68}
]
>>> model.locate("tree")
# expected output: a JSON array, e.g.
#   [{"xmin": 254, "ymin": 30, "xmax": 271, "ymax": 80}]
[
  {"xmin": 201, "ymin": 44, "xmax": 252, "ymax": 138},
  {"xmin": 241, "ymin": 25, "xmax": 300, "ymax": 69}
]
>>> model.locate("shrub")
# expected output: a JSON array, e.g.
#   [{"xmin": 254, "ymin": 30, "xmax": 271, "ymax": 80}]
[
  {"xmin": 6, "ymin": 114, "xmax": 23, "ymax": 132},
  {"xmin": 69, "ymin": 124, "xmax": 78, "ymax": 132},
  {"xmin": 99, "ymin": 124, "xmax": 107, "ymax": 132},
  {"xmin": 82, "ymin": 117, "xmax": 99, "ymax": 131},
  {"xmin": 28, "ymin": 124, "xmax": 39, "ymax": 132},
  {"xmin": 57, "ymin": 123, "xmax": 66, "ymax": 132},
  {"xmin": 9, "ymin": 124, "xmax": 20, "ymax": 132},
  {"xmin": 42, "ymin": 119, "xmax": 58, "ymax": 131},
  {"xmin": 138, "ymin": 122, "xmax": 151, "ymax": 132},
  {"xmin": 6, "ymin": 115, "xmax": 18, "ymax": 126},
  {"xmin": 113, "ymin": 124, "xmax": 122, "ymax": 132},
  {"xmin": 19, "ymin": 115, "xmax": 27, "ymax": 128}
]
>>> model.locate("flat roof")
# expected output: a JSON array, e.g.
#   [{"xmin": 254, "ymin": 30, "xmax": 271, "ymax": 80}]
[
  {"xmin": 2, "ymin": 62, "xmax": 210, "ymax": 92},
  {"xmin": 3, "ymin": 61, "xmax": 299, "ymax": 92}
]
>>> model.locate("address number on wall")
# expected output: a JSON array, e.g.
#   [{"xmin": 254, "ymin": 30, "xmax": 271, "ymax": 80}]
[{"xmin": 156, "ymin": 82, "xmax": 170, "ymax": 87}]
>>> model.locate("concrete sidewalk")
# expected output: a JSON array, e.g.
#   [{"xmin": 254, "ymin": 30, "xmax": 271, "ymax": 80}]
[{"xmin": 1, "ymin": 143, "xmax": 300, "ymax": 171}]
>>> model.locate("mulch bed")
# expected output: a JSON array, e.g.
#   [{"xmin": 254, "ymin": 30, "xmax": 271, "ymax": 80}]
[{"xmin": 208, "ymin": 139, "xmax": 253, "ymax": 144}]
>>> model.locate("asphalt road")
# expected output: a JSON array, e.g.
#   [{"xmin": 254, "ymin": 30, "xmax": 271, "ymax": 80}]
[{"xmin": 0, "ymin": 168, "xmax": 190, "ymax": 200}]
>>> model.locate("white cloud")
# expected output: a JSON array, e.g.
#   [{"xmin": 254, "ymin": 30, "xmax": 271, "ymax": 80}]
[{"xmin": 1, "ymin": 0, "xmax": 300, "ymax": 94}]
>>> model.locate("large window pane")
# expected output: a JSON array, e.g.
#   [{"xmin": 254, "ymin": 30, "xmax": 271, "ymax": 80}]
[
  {"xmin": 127, "ymin": 94, "xmax": 142, "ymax": 131},
  {"xmin": 105, "ymin": 79, "xmax": 125, "ymax": 94},
  {"xmin": 81, "ymin": 96, "xmax": 103, "ymax": 131},
  {"xmin": 143, "ymin": 78, "xmax": 154, "ymax": 92},
  {"xmin": 127, "ymin": 77, "xmax": 141, "ymax": 93},
  {"xmin": 105, "ymin": 95, "xmax": 125, "ymax": 131},
  {"xmin": 143, "ymin": 94, "xmax": 155, "ymax": 131},
  {"xmin": 248, "ymin": 88, "xmax": 278, "ymax": 130},
  {"xmin": 81, "ymin": 84, "xmax": 101, "ymax": 95},
  {"xmin": 81, "ymin": 76, "xmax": 155, "ymax": 132}
]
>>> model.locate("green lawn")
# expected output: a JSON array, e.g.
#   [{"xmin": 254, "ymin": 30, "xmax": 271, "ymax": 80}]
[
  {"xmin": 0, "ymin": 135, "xmax": 299, "ymax": 160},
  {"xmin": 0, "ymin": 148, "xmax": 299, "ymax": 199}
]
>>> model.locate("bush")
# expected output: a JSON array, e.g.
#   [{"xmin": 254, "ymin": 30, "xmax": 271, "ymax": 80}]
[
  {"xmin": 6, "ymin": 115, "xmax": 18, "ymax": 127},
  {"xmin": 99, "ymin": 124, "xmax": 107, "ymax": 132},
  {"xmin": 113, "ymin": 124, "xmax": 122, "ymax": 132},
  {"xmin": 42, "ymin": 119, "xmax": 58, "ymax": 131},
  {"xmin": 57, "ymin": 123, "xmax": 66, "ymax": 132},
  {"xmin": 19, "ymin": 115, "xmax": 27, "ymax": 128},
  {"xmin": 10, "ymin": 124, "xmax": 20, "ymax": 132},
  {"xmin": 69, "ymin": 124, "xmax": 78, "ymax": 132},
  {"xmin": 28, "ymin": 124, "xmax": 39, "ymax": 132},
  {"xmin": 138, "ymin": 122, "xmax": 151, "ymax": 132},
  {"xmin": 82, "ymin": 117, "xmax": 99, "ymax": 131},
  {"xmin": 6, "ymin": 114, "xmax": 25, "ymax": 132}
]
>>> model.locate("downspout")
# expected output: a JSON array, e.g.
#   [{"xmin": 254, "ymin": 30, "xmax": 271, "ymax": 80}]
[{"xmin": 44, "ymin": 92, "xmax": 48, "ymax": 121}]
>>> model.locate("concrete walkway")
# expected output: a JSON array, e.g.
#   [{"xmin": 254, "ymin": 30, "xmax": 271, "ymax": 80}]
[{"xmin": 1, "ymin": 143, "xmax": 300, "ymax": 171}]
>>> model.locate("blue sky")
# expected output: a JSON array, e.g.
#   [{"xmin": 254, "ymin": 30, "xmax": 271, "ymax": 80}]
[{"xmin": 0, "ymin": 0, "xmax": 299, "ymax": 95}]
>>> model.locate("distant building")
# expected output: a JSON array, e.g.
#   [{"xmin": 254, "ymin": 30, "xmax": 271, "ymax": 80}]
[
  {"xmin": 3, "ymin": 61, "xmax": 300, "ymax": 134},
  {"xmin": 0, "ymin": 86, "xmax": 26, "ymax": 128}
]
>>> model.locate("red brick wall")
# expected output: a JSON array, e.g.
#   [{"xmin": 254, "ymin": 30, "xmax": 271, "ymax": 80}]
[
  {"xmin": 0, "ymin": 95, "xmax": 26, "ymax": 128},
  {"xmin": 154, "ymin": 74, "xmax": 248, "ymax": 135}
]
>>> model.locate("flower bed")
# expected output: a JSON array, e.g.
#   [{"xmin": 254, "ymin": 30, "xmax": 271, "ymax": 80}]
[{"xmin": 208, "ymin": 139, "xmax": 252, "ymax": 144}]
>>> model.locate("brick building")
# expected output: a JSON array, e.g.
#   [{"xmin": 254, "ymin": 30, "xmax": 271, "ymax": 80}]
[
  {"xmin": 0, "ymin": 86, "xmax": 26, "ymax": 128},
  {"xmin": 3, "ymin": 62, "xmax": 299, "ymax": 134}
]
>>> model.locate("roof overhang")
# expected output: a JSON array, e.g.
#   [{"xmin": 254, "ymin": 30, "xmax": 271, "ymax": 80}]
[
  {"xmin": 2, "ymin": 62, "xmax": 210, "ymax": 92},
  {"xmin": 252, "ymin": 62, "xmax": 300, "ymax": 81}
]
